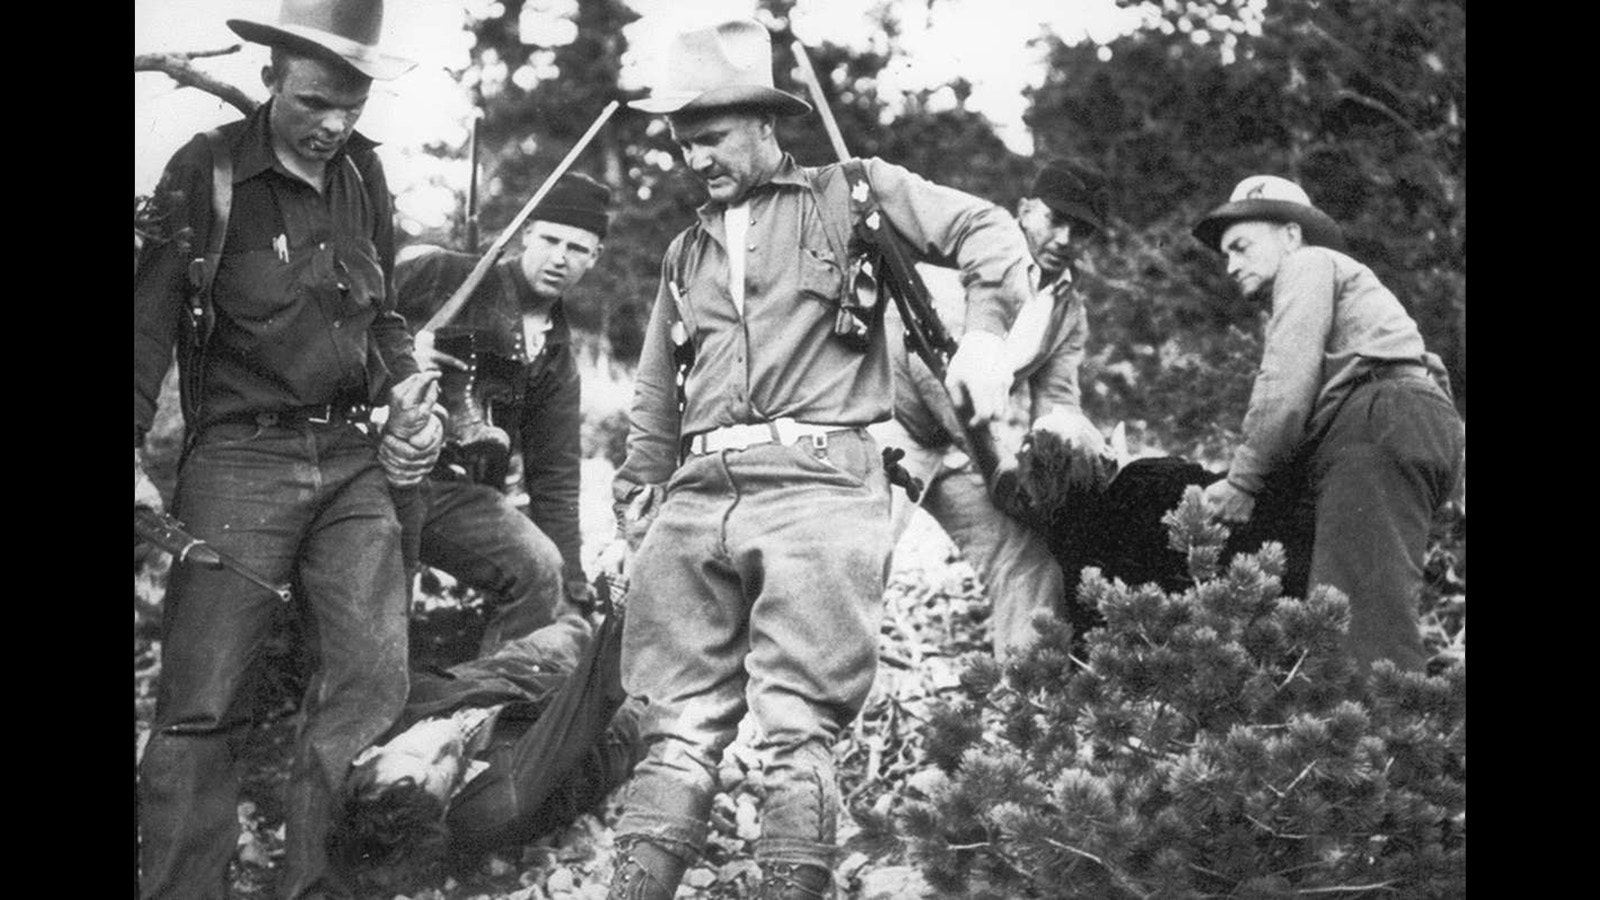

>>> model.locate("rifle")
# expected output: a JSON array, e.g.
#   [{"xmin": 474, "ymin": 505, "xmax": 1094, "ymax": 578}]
[
  {"xmin": 789, "ymin": 42, "xmax": 1003, "ymax": 483},
  {"xmin": 135, "ymin": 507, "xmax": 292, "ymax": 603},
  {"xmin": 464, "ymin": 115, "xmax": 481, "ymax": 254},
  {"xmin": 434, "ymin": 112, "xmax": 512, "ymax": 485},
  {"xmin": 421, "ymin": 100, "xmax": 620, "ymax": 335}
]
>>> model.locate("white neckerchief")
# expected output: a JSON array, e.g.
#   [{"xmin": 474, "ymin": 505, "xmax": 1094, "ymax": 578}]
[
  {"xmin": 1002, "ymin": 262, "xmax": 1067, "ymax": 376},
  {"xmin": 724, "ymin": 202, "xmax": 751, "ymax": 316},
  {"xmin": 521, "ymin": 309, "xmax": 552, "ymax": 360}
]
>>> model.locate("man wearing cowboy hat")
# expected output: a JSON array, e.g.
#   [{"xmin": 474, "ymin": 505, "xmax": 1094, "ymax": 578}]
[
  {"xmin": 871, "ymin": 156, "xmax": 1113, "ymax": 661},
  {"xmin": 1192, "ymin": 174, "xmax": 1464, "ymax": 674},
  {"xmin": 391, "ymin": 174, "xmax": 617, "ymax": 668},
  {"xmin": 133, "ymin": 2, "xmax": 439, "ymax": 897},
  {"xmin": 603, "ymin": 17, "xmax": 1033, "ymax": 900}
]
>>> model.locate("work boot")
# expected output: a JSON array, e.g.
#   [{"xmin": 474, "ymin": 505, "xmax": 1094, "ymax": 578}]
[
  {"xmin": 606, "ymin": 836, "xmax": 692, "ymax": 900},
  {"xmin": 756, "ymin": 861, "xmax": 833, "ymax": 899}
]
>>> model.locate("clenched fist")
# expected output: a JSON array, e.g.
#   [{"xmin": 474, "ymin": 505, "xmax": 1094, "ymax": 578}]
[{"xmin": 380, "ymin": 372, "xmax": 444, "ymax": 487}]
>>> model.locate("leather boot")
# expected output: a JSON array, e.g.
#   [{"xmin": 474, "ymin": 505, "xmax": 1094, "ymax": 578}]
[
  {"xmin": 756, "ymin": 861, "xmax": 833, "ymax": 900},
  {"xmin": 606, "ymin": 837, "xmax": 692, "ymax": 900}
]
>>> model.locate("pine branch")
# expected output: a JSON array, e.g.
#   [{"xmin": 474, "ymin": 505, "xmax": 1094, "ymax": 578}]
[{"xmin": 135, "ymin": 45, "xmax": 258, "ymax": 116}]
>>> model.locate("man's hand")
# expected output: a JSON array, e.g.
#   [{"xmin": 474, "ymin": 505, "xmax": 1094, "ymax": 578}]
[
  {"xmin": 410, "ymin": 330, "xmax": 470, "ymax": 373},
  {"xmin": 381, "ymin": 372, "xmax": 445, "ymax": 487},
  {"xmin": 1031, "ymin": 408, "xmax": 1106, "ymax": 458},
  {"xmin": 1203, "ymin": 478, "xmax": 1256, "ymax": 523},
  {"xmin": 135, "ymin": 448, "xmax": 163, "ymax": 513},
  {"xmin": 945, "ymin": 330, "xmax": 1011, "ymax": 426}
]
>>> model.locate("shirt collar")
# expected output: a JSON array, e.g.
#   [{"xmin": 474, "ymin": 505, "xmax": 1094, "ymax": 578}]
[
  {"xmin": 694, "ymin": 153, "xmax": 809, "ymax": 225},
  {"xmin": 231, "ymin": 99, "xmax": 380, "ymax": 184}
]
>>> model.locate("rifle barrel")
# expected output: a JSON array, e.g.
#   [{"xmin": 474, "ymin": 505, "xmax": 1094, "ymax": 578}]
[
  {"xmin": 790, "ymin": 42, "xmax": 851, "ymax": 161},
  {"xmin": 423, "ymin": 100, "xmax": 620, "ymax": 335},
  {"xmin": 465, "ymin": 115, "xmax": 481, "ymax": 253}
]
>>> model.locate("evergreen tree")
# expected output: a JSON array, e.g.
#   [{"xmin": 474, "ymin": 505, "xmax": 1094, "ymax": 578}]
[{"xmin": 903, "ymin": 487, "xmax": 1466, "ymax": 898}]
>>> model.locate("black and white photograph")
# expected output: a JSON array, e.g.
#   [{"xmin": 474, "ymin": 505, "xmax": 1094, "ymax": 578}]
[{"xmin": 134, "ymin": 1, "xmax": 1466, "ymax": 897}]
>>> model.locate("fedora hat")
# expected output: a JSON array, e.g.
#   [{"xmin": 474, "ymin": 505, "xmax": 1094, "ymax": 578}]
[
  {"xmin": 1030, "ymin": 158, "xmax": 1110, "ymax": 236},
  {"xmin": 1192, "ymin": 175, "xmax": 1346, "ymax": 252},
  {"xmin": 228, "ymin": 0, "xmax": 416, "ymax": 81},
  {"xmin": 629, "ymin": 18, "xmax": 810, "ymax": 117}
]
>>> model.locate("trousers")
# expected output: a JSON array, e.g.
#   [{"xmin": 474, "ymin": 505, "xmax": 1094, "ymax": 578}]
[
  {"xmin": 870, "ymin": 419, "xmax": 1065, "ymax": 659},
  {"xmin": 613, "ymin": 430, "xmax": 893, "ymax": 872},
  {"xmin": 1306, "ymin": 373, "xmax": 1465, "ymax": 672},
  {"xmin": 417, "ymin": 477, "xmax": 588, "ymax": 662},
  {"xmin": 138, "ymin": 421, "xmax": 409, "ymax": 900}
]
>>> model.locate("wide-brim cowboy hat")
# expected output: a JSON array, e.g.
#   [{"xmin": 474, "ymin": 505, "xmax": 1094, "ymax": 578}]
[
  {"xmin": 228, "ymin": 0, "xmax": 416, "ymax": 81},
  {"xmin": 628, "ymin": 18, "xmax": 810, "ymax": 117},
  {"xmin": 1192, "ymin": 174, "xmax": 1346, "ymax": 252}
]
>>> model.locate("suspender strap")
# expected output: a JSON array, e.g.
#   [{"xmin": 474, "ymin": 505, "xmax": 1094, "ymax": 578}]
[{"xmin": 178, "ymin": 128, "xmax": 233, "ymax": 433}]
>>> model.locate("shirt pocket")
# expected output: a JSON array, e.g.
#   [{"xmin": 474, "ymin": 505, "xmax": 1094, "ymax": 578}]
[{"xmin": 796, "ymin": 245, "xmax": 844, "ymax": 308}]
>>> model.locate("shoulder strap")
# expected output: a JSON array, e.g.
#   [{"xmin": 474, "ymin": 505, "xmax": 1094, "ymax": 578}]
[
  {"xmin": 177, "ymin": 128, "xmax": 233, "ymax": 432},
  {"xmin": 189, "ymin": 128, "xmax": 233, "ymax": 310}
]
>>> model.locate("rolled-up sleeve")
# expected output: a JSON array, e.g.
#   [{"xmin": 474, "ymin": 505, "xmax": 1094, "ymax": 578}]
[
  {"xmin": 1228, "ymin": 248, "xmax": 1337, "ymax": 493},
  {"xmin": 863, "ymin": 158, "xmax": 1031, "ymax": 339}
]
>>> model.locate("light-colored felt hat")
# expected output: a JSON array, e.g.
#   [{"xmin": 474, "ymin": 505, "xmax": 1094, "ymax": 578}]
[
  {"xmin": 1193, "ymin": 175, "xmax": 1346, "ymax": 252},
  {"xmin": 629, "ymin": 18, "xmax": 810, "ymax": 117},
  {"xmin": 228, "ymin": 0, "xmax": 416, "ymax": 81}
]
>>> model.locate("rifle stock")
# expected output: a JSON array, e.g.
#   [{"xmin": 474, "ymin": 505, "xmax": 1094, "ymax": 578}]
[
  {"xmin": 135, "ymin": 508, "xmax": 292, "ymax": 603},
  {"xmin": 789, "ymin": 41, "xmax": 1002, "ymax": 482}
]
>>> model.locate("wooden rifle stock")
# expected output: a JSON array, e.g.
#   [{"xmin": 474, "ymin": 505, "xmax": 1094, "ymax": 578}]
[{"xmin": 788, "ymin": 41, "xmax": 1001, "ymax": 482}]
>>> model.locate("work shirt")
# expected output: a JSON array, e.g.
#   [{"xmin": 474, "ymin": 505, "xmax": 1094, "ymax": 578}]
[
  {"xmin": 395, "ymin": 250, "xmax": 587, "ymax": 595},
  {"xmin": 893, "ymin": 263, "xmax": 1088, "ymax": 454},
  {"xmin": 1228, "ymin": 245, "xmax": 1439, "ymax": 494},
  {"xmin": 614, "ymin": 155, "xmax": 1033, "ymax": 502},
  {"xmin": 133, "ymin": 101, "xmax": 416, "ymax": 439}
]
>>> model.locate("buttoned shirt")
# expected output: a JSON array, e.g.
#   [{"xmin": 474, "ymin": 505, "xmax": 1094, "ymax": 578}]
[
  {"xmin": 1228, "ymin": 245, "xmax": 1436, "ymax": 493},
  {"xmin": 133, "ymin": 101, "xmax": 416, "ymax": 438},
  {"xmin": 395, "ymin": 250, "xmax": 587, "ymax": 594},
  {"xmin": 615, "ymin": 155, "xmax": 1032, "ymax": 501}
]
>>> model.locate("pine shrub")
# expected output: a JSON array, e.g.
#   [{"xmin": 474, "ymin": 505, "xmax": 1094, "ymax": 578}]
[{"xmin": 902, "ymin": 487, "xmax": 1466, "ymax": 898}]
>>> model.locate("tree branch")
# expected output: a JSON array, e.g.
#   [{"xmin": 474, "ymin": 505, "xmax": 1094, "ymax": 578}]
[{"xmin": 135, "ymin": 46, "xmax": 259, "ymax": 116}]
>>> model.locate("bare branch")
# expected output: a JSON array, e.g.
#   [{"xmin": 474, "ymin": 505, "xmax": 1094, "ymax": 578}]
[{"xmin": 135, "ymin": 46, "xmax": 258, "ymax": 116}]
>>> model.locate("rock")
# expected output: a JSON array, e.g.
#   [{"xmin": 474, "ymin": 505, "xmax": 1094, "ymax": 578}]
[
  {"xmin": 858, "ymin": 864, "xmax": 934, "ymax": 899},
  {"xmin": 546, "ymin": 867, "xmax": 577, "ymax": 893}
]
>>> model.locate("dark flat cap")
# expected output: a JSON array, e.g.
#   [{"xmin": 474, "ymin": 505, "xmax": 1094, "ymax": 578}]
[
  {"xmin": 530, "ymin": 173, "xmax": 612, "ymax": 239},
  {"xmin": 1030, "ymin": 158, "xmax": 1110, "ymax": 235}
]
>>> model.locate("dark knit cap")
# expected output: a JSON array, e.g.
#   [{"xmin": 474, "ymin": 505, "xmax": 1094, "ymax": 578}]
[
  {"xmin": 1029, "ymin": 158, "xmax": 1110, "ymax": 236},
  {"xmin": 530, "ymin": 173, "xmax": 611, "ymax": 239}
]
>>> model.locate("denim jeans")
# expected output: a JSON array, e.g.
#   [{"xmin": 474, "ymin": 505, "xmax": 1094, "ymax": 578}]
[
  {"xmin": 614, "ymin": 430, "xmax": 893, "ymax": 872},
  {"xmin": 138, "ymin": 421, "xmax": 409, "ymax": 900},
  {"xmin": 1308, "ymin": 375, "xmax": 1465, "ymax": 672},
  {"xmin": 417, "ymin": 477, "xmax": 588, "ymax": 660}
]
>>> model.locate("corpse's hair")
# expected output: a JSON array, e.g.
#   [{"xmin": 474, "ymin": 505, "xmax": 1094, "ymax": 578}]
[
  {"xmin": 1011, "ymin": 428, "xmax": 1120, "ymax": 533},
  {"xmin": 327, "ymin": 761, "xmax": 451, "ymax": 891}
]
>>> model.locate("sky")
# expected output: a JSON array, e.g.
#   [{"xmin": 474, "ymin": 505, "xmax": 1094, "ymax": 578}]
[{"xmin": 134, "ymin": 0, "xmax": 1143, "ymax": 230}]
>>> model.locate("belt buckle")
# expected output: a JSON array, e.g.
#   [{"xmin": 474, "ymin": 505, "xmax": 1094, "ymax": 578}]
[
  {"xmin": 306, "ymin": 406, "xmax": 332, "ymax": 425},
  {"xmin": 808, "ymin": 432, "xmax": 828, "ymax": 451}
]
